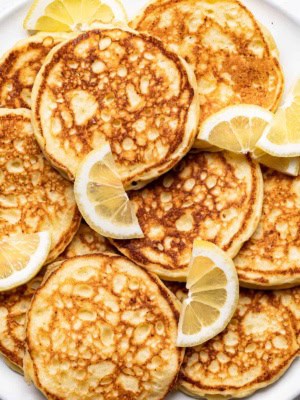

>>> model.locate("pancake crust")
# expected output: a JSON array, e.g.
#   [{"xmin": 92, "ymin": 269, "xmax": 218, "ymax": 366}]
[
  {"xmin": 171, "ymin": 286, "xmax": 298, "ymax": 399},
  {"xmin": 0, "ymin": 108, "xmax": 81, "ymax": 263},
  {"xmin": 0, "ymin": 274, "xmax": 43, "ymax": 370},
  {"xmin": 112, "ymin": 151, "xmax": 263, "ymax": 280},
  {"xmin": 24, "ymin": 254, "xmax": 184, "ymax": 400},
  {"xmin": 0, "ymin": 33, "xmax": 71, "ymax": 109},
  {"xmin": 60, "ymin": 222, "xmax": 116, "ymax": 259},
  {"xmin": 133, "ymin": 0, "xmax": 284, "ymax": 136},
  {"xmin": 235, "ymin": 170, "xmax": 300, "ymax": 288},
  {"xmin": 32, "ymin": 27, "xmax": 199, "ymax": 189}
]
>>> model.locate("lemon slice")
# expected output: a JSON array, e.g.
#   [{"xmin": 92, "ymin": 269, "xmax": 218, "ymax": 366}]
[
  {"xmin": 198, "ymin": 104, "xmax": 299, "ymax": 176},
  {"xmin": 198, "ymin": 104, "xmax": 273, "ymax": 153},
  {"xmin": 74, "ymin": 143, "xmax": 143, "ymax": 239},
  {"xmin": 252, "ymin": 148, "xmax": 300, "ymax": 176},
  {"xmin": 177, "ymin": 239, "xmax": 239, "ymax": 347},
  {"xmin": 257, "ymin": 78, "xmax": 300, "ymax": 157},
  {"xmin": 23, "ymin": 0, "xmax": 127, "ymax": 32},
  {"xmin": 0, "ymin": 232, "xmax": 51, "ymax": 292}
]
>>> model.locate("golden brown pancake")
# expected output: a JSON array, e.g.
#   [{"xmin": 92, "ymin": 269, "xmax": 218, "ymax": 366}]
[
  {"xmin": 0, "ymin": 273, "xmax": 43, "ymax": 370},
  {"xmin": 132, "ymin": 0, "xmax": 284, "ymax": 138},
  {"xmin": 167, "ymin": 284, "xmax": 298, "ymax": 398},
  {"xmin": 275, "ymin": 287, "xmax": 300, "ymax": 351},
  {"xmin": 24, "ymin": 254, "xmax": 184, "ymax": 399},
  {"xmin": 32, "ymin": 27, "xmax": 199, "ymax": 189},
  {"xmin": 0, "ymin": 33, "xmax": 71, "ymax": 109},
  {"xmin": 235, "ymin": 169, "xmax": 300, "ymax": 289},
  {"xmin": 0, "ymin": 224, "xmax": 112, "ymax": 372},
  {"xmin": 112, "ymin": 151, "xmax": 263, "ymax": 280},
  {"xmin": 60, "ymin": 222, "xmax": 116, "ymax": 259},
  {"xmin": 0, "ymin": 108, "xmax": 81, "ymax": 263}
]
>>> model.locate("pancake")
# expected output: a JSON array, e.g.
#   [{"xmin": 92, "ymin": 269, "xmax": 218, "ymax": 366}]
[
  {"xmin": 0, "ymin": 33, "xmax": 71, "ymax": 109},
  {"xmin": 132, "ymin": 0, "xmax": 284, "ymax": 141},
  {"xmin": 32, "ymin": 27, "xmax": 199, "ymax": 189},
  {"xmin": 0, "ymin": 274, "xmax": 43, "ymax": 371},
  {"xmin": 0, "ymin": 108, "xmax": 81, "ymax": 263},
  {"xmin": 0, "ymin": 225, "xmax": 112, "ymax": 372},
  {"xmin": 112, "ymin": 151, "xmax": 263, "ymax": 280},
  {"xmin": 235, "ymin": 169, "xmax": 300, "ymax": 289},
  {"xmin": 60, "ymin": 222, "xmax": 116, "ymax": 259},
  {"xmin": 24, "ymin": 254, "xmax": 184, "ymax": 400},
  {"xmin": 275, "ymin": 287, "xmax": 300, "ymax": 350},
  {"xmin": 170, "ymin": 286, "xmax": 298, "ymax": 399}
]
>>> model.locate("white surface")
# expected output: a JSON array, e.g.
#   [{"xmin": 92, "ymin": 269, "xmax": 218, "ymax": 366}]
[{"xmin": 0, "ymin": 0, "xmax": 299, "ymax": 399}]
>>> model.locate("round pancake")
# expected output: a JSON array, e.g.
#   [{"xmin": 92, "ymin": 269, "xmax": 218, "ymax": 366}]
[
  {"xmin": 0, "ymin": 33, "xmax": 71, "ymax": 109},
  {"xmin": 0, "ymin": 108, "xmax": 81, "ymax": 263},
  {"xmin": 60, "ymin": 222, "xmax": 116, "ymax": 259},
  {"xmin": 177, "ymin": 288, "xmax": 298, "ymax": 399},
  {"xmin": 0, "ymin": 274, "xmax": 43, "ymax": 371},
  {"xmin": 24, "ymin": 254, "xmax": 184, "ymax": 400},
  {"xmin": 112, "ymin": 151, "xmax": 263, "ymax": 280},
  {"xmin": 32, "ymin": 27, "xmax": 199, "ymax": 189},
  {"xmin": 235, "ymin": 169, "xmax": 300, "ymax": 289},
  {"xmin": 133, "ymin": 0, "xmax": 284, "ymax": 137},
  {"xmin": 0, "ymin": 225, "xmax": 112, "ymax": 373},
  {"xmin": 275, "ymin": 287, "xmax": 300, "ymax": 351}
]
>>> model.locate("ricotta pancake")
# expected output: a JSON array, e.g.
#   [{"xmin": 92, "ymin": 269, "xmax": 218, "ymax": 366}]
[
  {"xmin": 0, "ymin": 274, "xmax": 43, "ymax": 371},
  {"xmin": 112, "ymin": 151, "xmax": 263, "ymax": 280},
  {"xmin": 133, "ymin": 0, "xmax": 284, "ymax": 137},
  {"xmin": 32, "ymin": 27, "xmax": 199, "ymax": 189},
  {"xmin": 60, "ymin": 222, "xmax": 116, "ymax": 259},
  {"xmin": 0, "ymin": 33, "xmax": 71, "ymax": 109},
  {"xmin": 235, "ymin": 170, "xmax": 300, "ymax": 288},
  {"xmin": 176, "ymin": 288, "xmax": 298, "ymax": 399},
  {"xmin": 0, "ymin": 108, "xmax": 81, "ymax": 263},
  {"xmin": 24, "ymin": 254, "xmax": 183, "ymax": 400}
]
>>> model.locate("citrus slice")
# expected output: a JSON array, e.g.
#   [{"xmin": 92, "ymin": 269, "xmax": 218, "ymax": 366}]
[
  {"xmin": 252, "ymin": 148, "xmax": 300, "ymax": 176},
  {"xmin": 0, "ymin": 232, "xmax": 51, "ymax": 292},
  {"xmin": 74, "ymin": 142, "xmax": 144, "ymax": 239},
  {"xmin": 198, "ymin": 104, "xmax": 273, "ymax": 153},
  {"xmin": 257, "ymin": 78, "xmax": 300, "ymax": 157},
  {"xmin": 177, "ymin": 239, "xmax": 239, "ymax": 347},
  {"xmin": 23, "ymin": 0, "xmax": 127, "ymax": 32},
  {"xmin": 197, "ymin": 104, "xmax": 299, "ymax": 176}
]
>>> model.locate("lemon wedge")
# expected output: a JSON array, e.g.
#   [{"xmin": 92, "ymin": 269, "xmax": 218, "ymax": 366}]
[
  {"xmin": 0, "ymin": 232, "xmax": 51, "ymax": 292},
  {"xmin": 252, "ymin": 148, "xmax": 300, "ymax": 176},
  {"xmin": 23, "ymin": 0, "xmax": 127, "ymax": 32},
  {"xmin": 198, "ymin": 104, "xmax": 299, "ymax": 176},
  {"xmin": 198, "ymin": 104, "xmax": 273, "ymax": 153},
  {"xmin": 257, "ymin": 78, "xmax": 300, "ymax": 157},
  {"xmin": 177, "ymin": 239, "xmax": 239, "ymax": 347},
  {"xmin": 74, "ymin": 143, "xmax": 143, "ymax": 239}
]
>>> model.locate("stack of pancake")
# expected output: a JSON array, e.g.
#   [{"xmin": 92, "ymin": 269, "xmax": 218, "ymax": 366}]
[{"xmin": 0, "ymin": 1, "xmax": 299, "ymax": 399}]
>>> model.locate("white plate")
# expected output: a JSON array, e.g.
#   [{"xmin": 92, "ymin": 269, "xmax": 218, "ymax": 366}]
[{"xmin": 0, "ymin": 0, "xmax": 299, "ymax": 399}]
